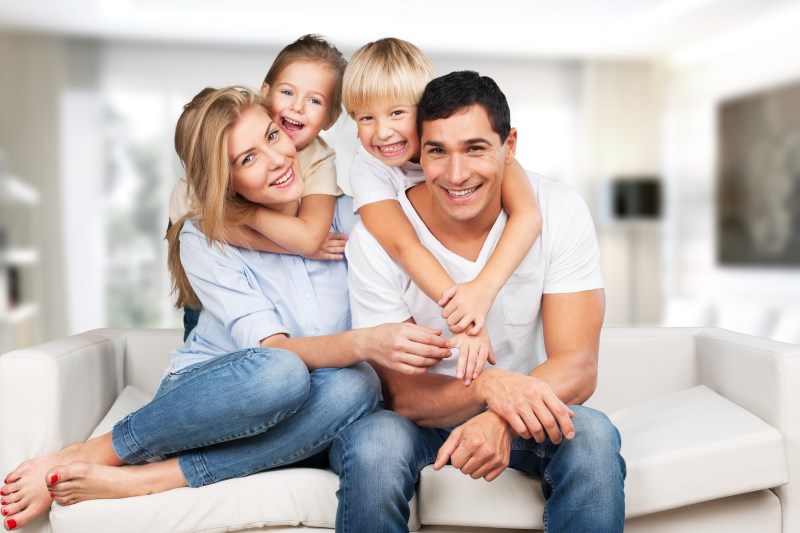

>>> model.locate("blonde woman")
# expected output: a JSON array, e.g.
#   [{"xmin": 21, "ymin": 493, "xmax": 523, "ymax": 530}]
[{"xmin": 0, "ymin": 86, "xmax": 451, "ymax": 531}]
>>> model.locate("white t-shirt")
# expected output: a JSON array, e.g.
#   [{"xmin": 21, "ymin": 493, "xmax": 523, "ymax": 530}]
[
  {"xmin": 169, "ymin": 136, "xmax": 342, "ymax": 223},
  {"xmin": 349, "ymin": 145, "xmax": 424, "ymax": 213},
  {"xmin": 345, "ymin": 171, "xmax": 604, "ymax": 377}
]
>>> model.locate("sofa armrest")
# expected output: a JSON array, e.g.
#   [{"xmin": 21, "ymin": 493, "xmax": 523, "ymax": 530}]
[
  {"xmin": 0, "ymin": 329, "xmax": 128, "ymax": 476},
  {"xmin": 695, "ymin": 327, "xmax": 800, "ymax": 532}
]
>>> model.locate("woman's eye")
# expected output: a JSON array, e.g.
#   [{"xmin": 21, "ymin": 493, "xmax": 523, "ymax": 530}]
[
  {"xmin": 242, "ymin": 154, "xmax": 253, "ymax": 165},
  {"xmin": 268, "ymin": 129, "xmax": 280, "ymax": 141}
]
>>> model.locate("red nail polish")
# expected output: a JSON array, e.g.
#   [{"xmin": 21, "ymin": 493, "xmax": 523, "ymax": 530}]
[
  {"xmin": 50, "ymin": 475, "xmax": 58, "ymax": 484},
  {"xmin": 1, "ymin": 509, "xmax": 7, "ymax": 516},
  {"xmin": 50, "ymin": 493, "xmax": 55, "ymax": 499},
  {"xmin": 0, "ymin": 491, "xmax": 5, "ymax": 496},
  {"xmin": 7, "ymin": 518, "xmax": 17, "ymax": 529},
  {"xmin": 1, "ymin": 500, "xmax": 5, "ymax": 505}
]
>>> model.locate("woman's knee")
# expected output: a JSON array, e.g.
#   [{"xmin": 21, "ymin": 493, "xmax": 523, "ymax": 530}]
[
  {"xmin": 235, "ymin": 348, "xmax": 310, "ymax": 415},
  {"xmin": 317, "ymin": 363, "xmax": 381, "ymax": 414}
]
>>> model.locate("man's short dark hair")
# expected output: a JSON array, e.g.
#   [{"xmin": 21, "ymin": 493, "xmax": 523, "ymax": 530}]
[{"xmin": 417, "ymin": 70, "xmax": 511, "ymax": 142}]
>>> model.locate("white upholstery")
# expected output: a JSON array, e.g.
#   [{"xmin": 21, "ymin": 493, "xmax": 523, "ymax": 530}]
[{"xmin": 1, "ymin": 327, "xmax": 798, "ymax": 532}]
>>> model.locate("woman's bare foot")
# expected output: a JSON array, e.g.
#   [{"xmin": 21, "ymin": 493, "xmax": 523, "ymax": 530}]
[
  {"xmin": 1, "ymin": 434, "xmax": 120, "ymax": 530},
  {"xmin": 47, "ymin": 459, "xmax": 187, "ymax": 506}
]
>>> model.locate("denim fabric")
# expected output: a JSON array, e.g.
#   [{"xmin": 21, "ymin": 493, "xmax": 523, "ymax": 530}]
[
  {"xmin": 182, "ymin": 304, "xmax": 201, "ymax": 342},
  {"xmin": 112, "ymin": 347, "xmax": 380, "ymax": 487},
  {"xmin": 329, "ymin": 406, "xmax": 625, "ymax": 533}
]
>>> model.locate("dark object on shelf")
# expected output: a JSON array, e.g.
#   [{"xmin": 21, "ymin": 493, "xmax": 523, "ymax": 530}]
[
  {"xmin": 8, "ymin": 266, "xmax": 20, "ymax": 306},
  {"xmin": 612, "ymin": 177, "xmax": 662, "ymax": 219}
]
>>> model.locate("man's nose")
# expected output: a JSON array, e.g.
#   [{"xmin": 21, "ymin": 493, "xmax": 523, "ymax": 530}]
[{"xmin": 447, "ymin": 155, "xmax": 470, "ymax": 185}]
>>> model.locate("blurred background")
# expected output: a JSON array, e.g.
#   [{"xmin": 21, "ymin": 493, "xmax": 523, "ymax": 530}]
[{"xmin": 2, "ymin": 0, "xmax": 800, "ymax": 353}]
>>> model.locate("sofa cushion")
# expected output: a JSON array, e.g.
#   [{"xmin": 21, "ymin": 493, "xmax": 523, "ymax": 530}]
[
  {"xmin": 614, "ymin": 385, "xmax": 787, "ymax": 517},
  {"xmin": 416, "ymin": 385, "xmax": 787, "ymax": 527}
]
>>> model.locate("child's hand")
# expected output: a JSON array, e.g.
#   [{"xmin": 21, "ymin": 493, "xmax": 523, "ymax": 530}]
[
  {"xmin": 438, "ymin": 281, "xmax": 494, "ymax": 335},
  {"xmin": 450, "ymin": 327, "xmax": 496, "ymax": 386},
  {"xmin": 308, "ymin": 232, "xmax": 348, "ymax": 261}
]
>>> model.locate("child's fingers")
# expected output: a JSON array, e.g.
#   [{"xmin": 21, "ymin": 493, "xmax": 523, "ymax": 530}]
[
  {"xmin": 438, "ymin": 285, "xmax": 458, "ymax": 307},
  {"xmin": 456, "ymin": 347, "xmax": 466, "ymax": 380},
  {"xmin": 467, "ymin": 316, "xmax": 485, "ymax": 336},
  {"xmin": 464, "ymin": 345, "xmax": 477, "ymax": 386},
  {"xmin": 471, "ymin": 344, "xmax": 490, "ymax": 380},
  {"xmin": 487, "ymin": 346, "xmax": 496, "ymax": 365}
]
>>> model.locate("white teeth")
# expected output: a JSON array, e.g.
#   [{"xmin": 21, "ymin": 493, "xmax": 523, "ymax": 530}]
[
  {"xmin": 376, "ymin": 142, "xmax": 404, "ymax": 154},
  {"xmin": 447, "ymin": 186, "xmax": 478, "ymax": 197},
  {"xmin": 273, "ymin": 168, "xmax": 293, "ymax": 186},
  {"xmin": 285, "ymin": 118, "xmax": 302, "ymax": 126}
]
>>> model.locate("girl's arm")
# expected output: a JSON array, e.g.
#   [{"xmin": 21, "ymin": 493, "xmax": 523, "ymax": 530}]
[
  {"xmin": 359, "ymin": 200, "xmax": 454, "ymax": 303},
  {"xmin": 441, "ymin": 159, "xmax": 542, "ymax": 334},
  {"xmin": 228, "ymin": 194, "xmax": 336, "ymax": 257}
]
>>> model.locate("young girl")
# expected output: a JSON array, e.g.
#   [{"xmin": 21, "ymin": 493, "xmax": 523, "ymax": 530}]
[
  {"xmin": 343, "ymin": 38, "xmax": 543, "ymax": 384},
  {"xmin": 0, "ymin": 87, "xmax": 450, "ymax": 532}
]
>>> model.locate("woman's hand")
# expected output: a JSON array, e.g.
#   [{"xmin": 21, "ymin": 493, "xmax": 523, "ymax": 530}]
[{"xmin": 357, "ymin": 323, "xmax": 452, "ymax": 375}]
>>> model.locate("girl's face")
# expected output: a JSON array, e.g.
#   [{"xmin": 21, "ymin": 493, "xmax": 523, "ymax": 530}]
[
  {"xmin": 228, "ymin": 106, "xmax": 303, "ymax": 210},
  {"xmin": 265, "ymin": 60, "xmax": 335, "ymax": 152}
]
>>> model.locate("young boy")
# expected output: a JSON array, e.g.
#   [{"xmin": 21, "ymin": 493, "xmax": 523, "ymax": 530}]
[{"xmin": 343, "ymin": 38, "xmax": 543, "ymax": 384}]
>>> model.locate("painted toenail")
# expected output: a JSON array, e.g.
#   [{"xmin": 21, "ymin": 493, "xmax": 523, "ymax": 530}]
[
  {"xmin": 50, "ymin": 475, "xmax": 58, "ymax": 484},
  {"xmin": 1, "ymin": 509, "xmax": 6, "ymax": 516},
  {"xmin": 50, "ymin": 493, "xmax": 55, "ymax": 499},
  {"xmin": 6, "ymin": 518, "xmax": 16, "ymax": 529},
  {"xmin": 1, "ymin": 500, "xmax": 5, "ymax": 505}
]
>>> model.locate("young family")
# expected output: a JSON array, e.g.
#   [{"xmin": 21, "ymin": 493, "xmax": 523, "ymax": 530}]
[{"xmin": 1, "ymin": 35, "xmax": 625, "ymax": 532}]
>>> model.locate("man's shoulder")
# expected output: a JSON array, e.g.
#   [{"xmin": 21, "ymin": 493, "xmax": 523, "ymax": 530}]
[{"xmin": 525, "ymin": 170, "xmax": 587, "ymax": 217}]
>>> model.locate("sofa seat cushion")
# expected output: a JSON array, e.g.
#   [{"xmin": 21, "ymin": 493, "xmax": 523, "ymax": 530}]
[
  {"xmin": 614, "ymin": 385, "xmax": 787, "ymax": 517},
  {"xmin": 416, "ymin": 385, "xmax": 787, "ymax": 528}
]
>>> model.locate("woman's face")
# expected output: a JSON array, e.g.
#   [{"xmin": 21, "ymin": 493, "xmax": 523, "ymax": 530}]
[{"xmin": 227, "ymin": 105, "xmax": 303, "ymax": 210}]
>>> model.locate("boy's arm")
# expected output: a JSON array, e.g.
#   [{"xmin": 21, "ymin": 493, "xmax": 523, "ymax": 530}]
[
  {"xmin": 237, "ymin": 194, "xmax": 336, "ymax": 257},
  {"xmin": 359, "ymin": 200, "xmax": 455, "ymax": 303},
  {"xmin": 441, "ymin": 159, "xmax": 542, "ymax": 333}
]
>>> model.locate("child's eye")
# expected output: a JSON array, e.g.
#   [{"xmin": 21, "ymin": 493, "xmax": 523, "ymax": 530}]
[
  {"xmin": 390, "ymin": 110, "xmax": 405, "ymax": 117},
  {"xmin": 309, "ymin": 97, "xmax": 322, "ymax": 105},
  {"xmin": 358, "ymin": 115, "xmax": 373, "ymax": 122},
  {"xmin": 280, "ymin": 90, "xmax": 293, "ymax": 97}
]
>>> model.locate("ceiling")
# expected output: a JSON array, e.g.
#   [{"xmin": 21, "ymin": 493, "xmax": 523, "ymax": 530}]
[{"xmin": 1, "ymin": 0, "xmax": 799, "ymax": 60}]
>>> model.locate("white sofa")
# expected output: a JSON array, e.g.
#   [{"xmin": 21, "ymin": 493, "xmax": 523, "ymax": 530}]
[{"xmin": 1, "ymin": 327, "xmax": 797, "ymax": 533}]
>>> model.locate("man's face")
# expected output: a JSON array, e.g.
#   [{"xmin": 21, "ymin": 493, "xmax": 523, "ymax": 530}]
[{"xmin": 419, "ymin": 105, "xmax": 516, "ymax": 223}]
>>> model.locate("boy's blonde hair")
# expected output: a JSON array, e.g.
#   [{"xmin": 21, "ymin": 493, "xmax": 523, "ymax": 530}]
[
  {"xmin": 342, "ymin": 37, "xmax": 435, "ymax": 116},
  {"xmin": 263, "ymin": 34, "xmax": 347, "ymax": 129},
  {"xmin": 167, "ymin": 86, "xmax": 265, "ymax": 309}
]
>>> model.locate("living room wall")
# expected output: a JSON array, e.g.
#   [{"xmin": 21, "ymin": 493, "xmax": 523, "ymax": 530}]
[{"xmin": 662, "ymin": 23, "xmax": 800, "ymax": 322}]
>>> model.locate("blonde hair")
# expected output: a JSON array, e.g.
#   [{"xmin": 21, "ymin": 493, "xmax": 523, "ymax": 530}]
[
  {"xmin": 167, "ymin": 86, "xmax": 266, "ymax": 309},
  {"xmin": 342, "ymin": 37, "xmax": 435, "ymax": 116},
  {"xmin": 263, "ymin": 34, "xmax": 347, "ymax": 129}
]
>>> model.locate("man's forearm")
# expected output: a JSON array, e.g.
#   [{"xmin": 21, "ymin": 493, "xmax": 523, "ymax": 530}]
[
  {"xmin": 376, "ymin": 365, "xmax": 486, "ymax": 427},
  {"xmin": 528, "ymin": 350, "xmax": 598, "ymax": 406}
]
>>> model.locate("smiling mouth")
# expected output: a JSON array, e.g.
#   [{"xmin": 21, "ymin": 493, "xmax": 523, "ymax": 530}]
[
  {"xmin": 271, "ymin": 167, "xmax": 294, "ymax": 187},
  {"xmin": 374, "ymin": 141, "xmax": 407, "ymax": 157},
  {"xmin": 281, "ymin": 117, "xmax": 304, "ymax": 135},
  {"xmin": 446, "ymin": 185, "xmax": 479, "ymax": 198}
]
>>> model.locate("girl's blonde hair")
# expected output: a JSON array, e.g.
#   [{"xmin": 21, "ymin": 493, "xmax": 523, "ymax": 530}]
[
  {"xmin": 342, "ymin": 37, "xmax": 435, "ymax": 116},
  {"xmin": 263, "ymin": 34, "xmax": 347, "ymax": 129},
  {"xmin": 167, "ymin": 86, "xmax": 265, "ymax": 309}
]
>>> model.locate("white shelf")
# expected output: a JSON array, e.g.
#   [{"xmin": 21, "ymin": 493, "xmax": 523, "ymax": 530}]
[
  {"xmin": 0, "ymin": 248, "xmax": 39, "ymax": 266},
  {"xmin": 0, "ymin": 302, "xmax": 37, "ymax": 324},
  {"xmin": 0, "ymin": 175, "xmax": 39, "ymax": 205}
]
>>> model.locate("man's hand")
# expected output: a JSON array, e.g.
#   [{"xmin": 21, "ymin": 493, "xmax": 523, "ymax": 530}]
[
  {"xmin": 477, "ymin": 369, "xmax": 575, "ymax": 444},
  {"xmin": 357, "ymin": 323, "xmax": 452, "ymax": 375},
  {"xmin": 449, "ymin": 328, "xmax": 496, "ymax": 386},
  {"xmin": 433, "ymin": 410, "xmax": 513, "ymax": 481}
]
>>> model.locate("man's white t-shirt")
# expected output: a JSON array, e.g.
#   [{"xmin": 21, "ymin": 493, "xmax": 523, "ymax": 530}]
[
  {"xmin": 349, "ymin": 145, "xmax": 424, "ymax": 213},
  {"xmin": 345, "ymin": 171, "xmax": 604, "ymax": 377}
]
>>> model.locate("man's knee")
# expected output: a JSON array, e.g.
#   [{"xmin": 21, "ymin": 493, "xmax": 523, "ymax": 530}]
[
  {"xmin": 329, "ymin": 410, "xmax": 419, "ymax": 475},
  {"xmin": 566, "ymin": 406, "xmax": 626, "ymax": 481}
]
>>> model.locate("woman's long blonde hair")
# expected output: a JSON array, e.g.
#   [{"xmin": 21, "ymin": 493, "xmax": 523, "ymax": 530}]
[{"xmin": 166, "ymin": 86, "xmax": 265, "ymax": 309}]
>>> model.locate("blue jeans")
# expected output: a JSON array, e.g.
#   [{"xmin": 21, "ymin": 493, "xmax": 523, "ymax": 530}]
[
  {"xmin": 329, "ymin": 406, "xmax": 626, "ymax": 533},
  {"xmin": 111, "ymin": 348, "xmax": 380, "ymax": 487}
]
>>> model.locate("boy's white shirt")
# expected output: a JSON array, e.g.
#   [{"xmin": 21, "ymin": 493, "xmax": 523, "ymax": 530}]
[
  {"xmin": 349, "ymin": 145, "xmax": 424, "ymax": 213},
  {"xmin": 345, "ymin": 171, "xmax": 604, "ymax": 377},
  {"xmin": 168, "ymin": 136, "xmax": 341, "ymax": 223}
]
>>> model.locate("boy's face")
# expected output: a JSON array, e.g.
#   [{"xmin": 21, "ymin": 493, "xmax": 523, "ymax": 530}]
[
  {"xmin": 263, "ymin": 60, "xmax": 335, "ymax": 152},
  {"xmin": 352, "ymin": 100, "xmax": 420, "ymax": 167}
]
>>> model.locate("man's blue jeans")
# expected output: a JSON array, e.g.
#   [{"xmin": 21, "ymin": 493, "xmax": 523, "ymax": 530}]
[
  {"xmin": 329, "ymin": 406, "xmax": 626, "ymax": 532},
  {"xmin": 111, "ymin": 348, "xmax": 380, "ymax": 487}
]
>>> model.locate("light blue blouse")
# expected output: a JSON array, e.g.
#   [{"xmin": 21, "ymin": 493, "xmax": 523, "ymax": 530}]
[{"xmin": 168, "ymin": 196, "xmax": 356, "ymax": 372}]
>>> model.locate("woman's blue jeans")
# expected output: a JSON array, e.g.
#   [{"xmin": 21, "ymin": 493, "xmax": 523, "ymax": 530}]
[
  {"xmin": 111, "ymin": 348, "xmax": 380, "ymax": 487},
  {"xmin": 329, "ymin": 406, "xmax": 626, "ymax": 532}
]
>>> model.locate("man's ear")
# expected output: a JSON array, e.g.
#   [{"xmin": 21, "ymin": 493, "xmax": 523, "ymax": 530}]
[
  {"xmin": 259, "ymin": 83, "xmax": 271, "ymax": 99},
  {"xmin": 504, "ymin": 127, "xmax": 518, "ymax": 164}
]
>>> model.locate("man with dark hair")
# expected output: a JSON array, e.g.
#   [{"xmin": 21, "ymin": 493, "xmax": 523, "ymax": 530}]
[{"xmin": 331, "ymin": 70, "xmax": 626, "ymax": 532}]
